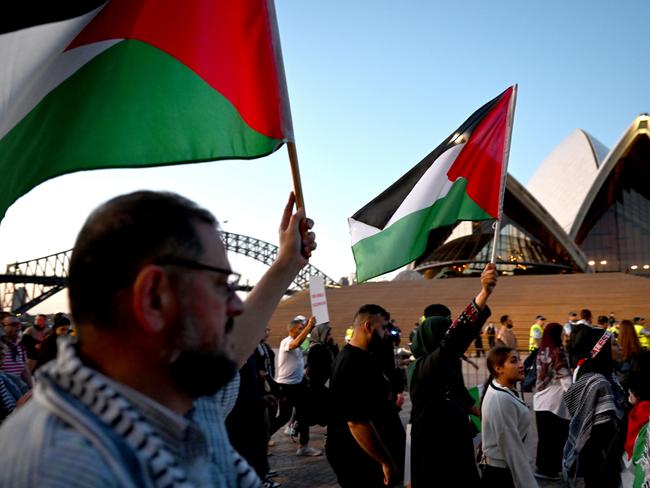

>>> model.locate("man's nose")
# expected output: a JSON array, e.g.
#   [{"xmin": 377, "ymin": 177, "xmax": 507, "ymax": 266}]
[{"xmin": 227, "ymin": 292, "xmax": 244, "ymax": 317}]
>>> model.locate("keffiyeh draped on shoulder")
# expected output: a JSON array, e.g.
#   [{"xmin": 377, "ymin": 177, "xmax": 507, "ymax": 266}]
[{"xmin": 563, "ymin": 372, "xmax": 626, "ymax": 486}]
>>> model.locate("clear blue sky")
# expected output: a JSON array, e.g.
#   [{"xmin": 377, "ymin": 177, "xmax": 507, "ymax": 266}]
[{"xmin": 0, "ymin": 0, "xmax": 648, "ymax": 313}]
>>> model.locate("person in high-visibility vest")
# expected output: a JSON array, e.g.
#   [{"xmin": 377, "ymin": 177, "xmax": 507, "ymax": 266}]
[
  {"xmin": 634, "ymin": 317, "xmax": 649, "ymax": 350},
  {"xmin": 344, "ymin": 325, "xmax": 354, "ymax": 344},
  {"xmin": 529, "ymin": 315, "xmax": 546, "ymax": 351}
]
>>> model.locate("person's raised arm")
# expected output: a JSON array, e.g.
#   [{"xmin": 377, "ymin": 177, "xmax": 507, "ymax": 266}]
[
  {"xmin": 288, "ymin": 316, "xmax": 316, "ymax": 350},
  {"xmin": 474, "ymin": 263, "xmax": 497, "ymax": 310},
  {"xmin": 231, "ymin": 193, "xmax": 316, "ymax": 368},
  {"xmin": 417, "ymin": 264, "xmax": 498, "ymax": 371}
]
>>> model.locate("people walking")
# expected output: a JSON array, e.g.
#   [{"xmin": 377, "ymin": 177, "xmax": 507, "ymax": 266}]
[
  {"xmin": 563, "ymin": 326, "xmax": 627, "ymax": 487},
  {"xmin": 496, "ymin": 315, "xmax": 518, "ymax": 350},
  {"xmin": 529, "ymin": 315, "xmax": 546, "ymax": 352},
  {"xmin": 533, "ymin": 323, "xmax": 571, "ymax": 480},
  {"xmin": 480, "ymin": 345, "xmax": 538, "ymax": 488},
  {"xmin": 327, "ymin": 304, "xmax": 402, "ymax": 488},
  {"xmin": 485, "ymin": 322, "xmax": 497, "ymax": 349},
  {"xmin": 408, "ymin": 264, "xmax": 496, "ymax": 487},
  {"xmin": 270, "ymin": 316, "xmax": 322, "ymax": 457}
]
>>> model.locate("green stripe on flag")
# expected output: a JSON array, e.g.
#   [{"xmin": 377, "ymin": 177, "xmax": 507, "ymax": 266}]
[
  {"xmin": 351, "ymin": 178, "xmax": 493, "ymax": 282},
  {"xmin": 0, "ymin": 39, "xmax": 282, "ymax": 221}
]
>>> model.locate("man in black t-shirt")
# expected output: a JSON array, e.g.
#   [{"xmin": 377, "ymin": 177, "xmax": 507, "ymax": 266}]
[{"xmin": 326, "ymin": 304, "xmax": 401, "ymax": 488}]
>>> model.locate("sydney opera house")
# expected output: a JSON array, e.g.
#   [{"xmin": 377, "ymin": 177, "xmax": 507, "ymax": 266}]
[{"xmin": 415, "ymin": 114, "xmax": 650, "ymax": 278}]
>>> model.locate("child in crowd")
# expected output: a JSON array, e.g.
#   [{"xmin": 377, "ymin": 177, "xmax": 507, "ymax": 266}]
[{"xmin": 480, "ymin": 345, "xmax": 538, "ymax": 488}]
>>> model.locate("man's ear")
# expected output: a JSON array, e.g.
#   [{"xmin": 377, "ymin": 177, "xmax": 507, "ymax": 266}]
[
  {"xmin": 132, "ymin": 265, "xmax": 176, "ymax": 334},
  {"xmin": 362, "ymin": 320, "xmax": 373, "ymax": 336}
]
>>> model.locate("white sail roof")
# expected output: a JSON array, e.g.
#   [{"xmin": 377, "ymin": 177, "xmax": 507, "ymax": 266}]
[{"xmin": 526, "ymin": 129, "xmax": 607, "ymax": 233}]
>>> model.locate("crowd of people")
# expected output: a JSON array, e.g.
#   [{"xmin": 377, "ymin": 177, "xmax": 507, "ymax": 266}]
[{"xmin": 0, "ymin": 190, "xmax": 648, "ymax": 488}]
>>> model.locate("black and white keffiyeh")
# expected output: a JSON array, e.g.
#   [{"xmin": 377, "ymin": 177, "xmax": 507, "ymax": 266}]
[
  {"xmin": 562, "ymin": 372, "xmax": 626, "ymax": 486},
  {"xmin": 37, "ymin": 338, "xmax": 192, "ymax": 488},
  {"xmin": 36, "ymin": 337, "xmax": 262, "ymax": 488}
]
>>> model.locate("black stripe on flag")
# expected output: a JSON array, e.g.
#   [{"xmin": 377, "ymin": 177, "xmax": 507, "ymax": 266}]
[
  {"xmin": 351, "ymin": 90, "xmax": 504, "ymax": 230},
  {"xmin": 0, "ymin": 0, "xmax": 106, "ymax": 35}
]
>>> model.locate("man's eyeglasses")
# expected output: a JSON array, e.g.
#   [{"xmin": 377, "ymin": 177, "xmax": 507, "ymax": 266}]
[{"xmin": 153, "ymin": 256, "xmax": 241, "ymax": 296}]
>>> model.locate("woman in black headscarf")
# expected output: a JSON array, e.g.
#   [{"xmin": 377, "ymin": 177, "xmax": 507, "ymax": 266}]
[
  {"xmin": 563, "ymin": 326, "xmax": 627, "ymax": 487},
  {"xmin": 407, "ymin": 265, "xmax": 496, "ymax": 487}
]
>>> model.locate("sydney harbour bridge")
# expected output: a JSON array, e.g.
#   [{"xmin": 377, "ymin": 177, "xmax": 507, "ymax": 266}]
[{"xmin": 0, "ymin": 232, "xmax": 337, "ymax": 314}]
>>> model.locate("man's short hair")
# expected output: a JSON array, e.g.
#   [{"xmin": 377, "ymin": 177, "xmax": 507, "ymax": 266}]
[
  {"xmin": 68, "ymin": 191, "xmax": 217, "ymax": 329},
  {"xmin": 580, "ymin": 309, "xmax": 592, "ymax": 321},
  {"xmin": 287, "ymin": 318, "xmax": 304, "ymax": 331},
  {"xmin": 500, "ymin": 314, "xmax": 509, "ymax": 325},
  {"xmin": 353, "ymin": 304, "xmax": 387, "ymax": 326},
  {"xmin": 597, "ymin": 315, "xmax": 609, "ymax": 325},
  {"xmin": 423, "ymin": 304, "xmax": 451, "ymax": 319}
]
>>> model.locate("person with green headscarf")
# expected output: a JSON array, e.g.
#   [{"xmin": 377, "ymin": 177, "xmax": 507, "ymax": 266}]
[{"xmin": 408, "ymin": 264, "xmax": 497, "ymax": 487}]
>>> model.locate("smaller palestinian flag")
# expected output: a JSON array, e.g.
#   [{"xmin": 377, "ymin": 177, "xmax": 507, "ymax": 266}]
[
  {"xmin": 0, "ymin": 0, "xmax": 292, "ymax": 224},
  {"xmin": 349, "ymin": 86, "xmax": 515, "ymax": 282}
]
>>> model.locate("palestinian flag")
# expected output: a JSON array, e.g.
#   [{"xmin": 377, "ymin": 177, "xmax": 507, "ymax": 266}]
[
  {"xmin": 0, "ymin": 0, "xmax": 292, "ymax": 223},
  {"xmin": 349, "ymin": 86, "xmax": 515, "ymax": 282}
]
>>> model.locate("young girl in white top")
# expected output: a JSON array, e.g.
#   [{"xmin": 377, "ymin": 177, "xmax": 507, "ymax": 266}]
[{"xmin": 480, "ymin": 346, "xmax": 538, "ymax": 488}]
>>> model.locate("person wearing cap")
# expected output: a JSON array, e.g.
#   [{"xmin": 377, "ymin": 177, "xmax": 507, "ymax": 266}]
[
  {"xmin": 529, "ymin": 315, "xmax": 546, "ymax": 352},
  {"xmin": 269, "ymin": 315, "xmax": 322, "ymax": 456},
  {"xmin": 595, "ymin": 315, "xmax": 609, "ymax": 329},
  {"xmin": 563, "ymin": 312, "xmax": 579, "ymax": 346}
]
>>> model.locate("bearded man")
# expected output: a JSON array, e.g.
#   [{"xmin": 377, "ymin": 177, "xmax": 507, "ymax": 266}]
[
  {"xmin": 0, "ymin": 190, "xmax": 315, "ymax": 487},
  {"xmin": 326, "ymin": 304, "xmax": 403, "ymax": 488}
]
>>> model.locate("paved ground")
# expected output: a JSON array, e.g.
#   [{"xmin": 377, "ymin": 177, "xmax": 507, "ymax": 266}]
[
  {"xmin": 266, "ymin": 395, "xmax": 568, "ymax": 487},
  {"xmin": 264, "ymin": 356, "xmax": 574, "ymax": 487}
]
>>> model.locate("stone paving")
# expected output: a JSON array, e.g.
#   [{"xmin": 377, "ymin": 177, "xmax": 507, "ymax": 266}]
[{"xmin": 265, "ymin": 392, "xmax": 568, "ymax": 488}]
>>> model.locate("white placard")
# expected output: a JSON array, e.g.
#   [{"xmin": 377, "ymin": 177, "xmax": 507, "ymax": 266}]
[{"xmin": 309, "ymin": 275, "xmax": 330, "ymax": 325}]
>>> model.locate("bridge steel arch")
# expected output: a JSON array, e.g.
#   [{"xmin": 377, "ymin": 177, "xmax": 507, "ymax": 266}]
[{"xmin": 0, "ymin": 232, "xmax": 337, "ymax": 314}]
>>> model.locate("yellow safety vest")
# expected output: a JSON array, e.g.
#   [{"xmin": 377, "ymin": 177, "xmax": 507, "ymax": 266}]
[
  {"xmin": 529, "ymin": 323, "xmax": 544, "ymax": 351},
  {"xmin": 635, "ymin": 324, "xmax": 650, "ymax": 350},
  {"xmin": 345, "ymin": 326, "xmax": 354, "ymax": 343}
]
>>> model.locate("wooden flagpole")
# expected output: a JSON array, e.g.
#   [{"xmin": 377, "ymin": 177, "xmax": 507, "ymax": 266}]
[
  {"xmin": 490, "ymin": 84, "xmax": 518, "ymax": 264},
  {"xmin": 287, "ymin": 141, "xmax": 305, "ymax": 210}
]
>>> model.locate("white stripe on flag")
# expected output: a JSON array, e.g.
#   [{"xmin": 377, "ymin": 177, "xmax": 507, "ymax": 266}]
[
  {"xmin": 348, "ymin": 217, "xmax": 380, "ymax": 246},
  {"xmin": 0, "ymin": 6, "xmax": 111, "ymax": 139},
  {"xmin": 385, "ymin": 143, "xmax": 464, "ymax": 227}
]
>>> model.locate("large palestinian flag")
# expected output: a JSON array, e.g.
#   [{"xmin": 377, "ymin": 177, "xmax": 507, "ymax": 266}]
[
  {"xmin": 0, "ymin": 0, "xmax": 292, "ymax": 223},
  {"xmin": 349, "ymin": 86, "xmax": 515, "ymax": 282}
]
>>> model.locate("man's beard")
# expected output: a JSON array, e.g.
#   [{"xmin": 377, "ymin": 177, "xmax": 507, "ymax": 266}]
[
  {"xmin": 507, "ymin": 324, "xmax": 513, "ymax": 329},
  {"xmin": 168, "ymin": 316, "xmax": 237, "ymax": 398},
  {"xmin": 368, "ymin": 329, "xmax": 384, "ymax": 353}
]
